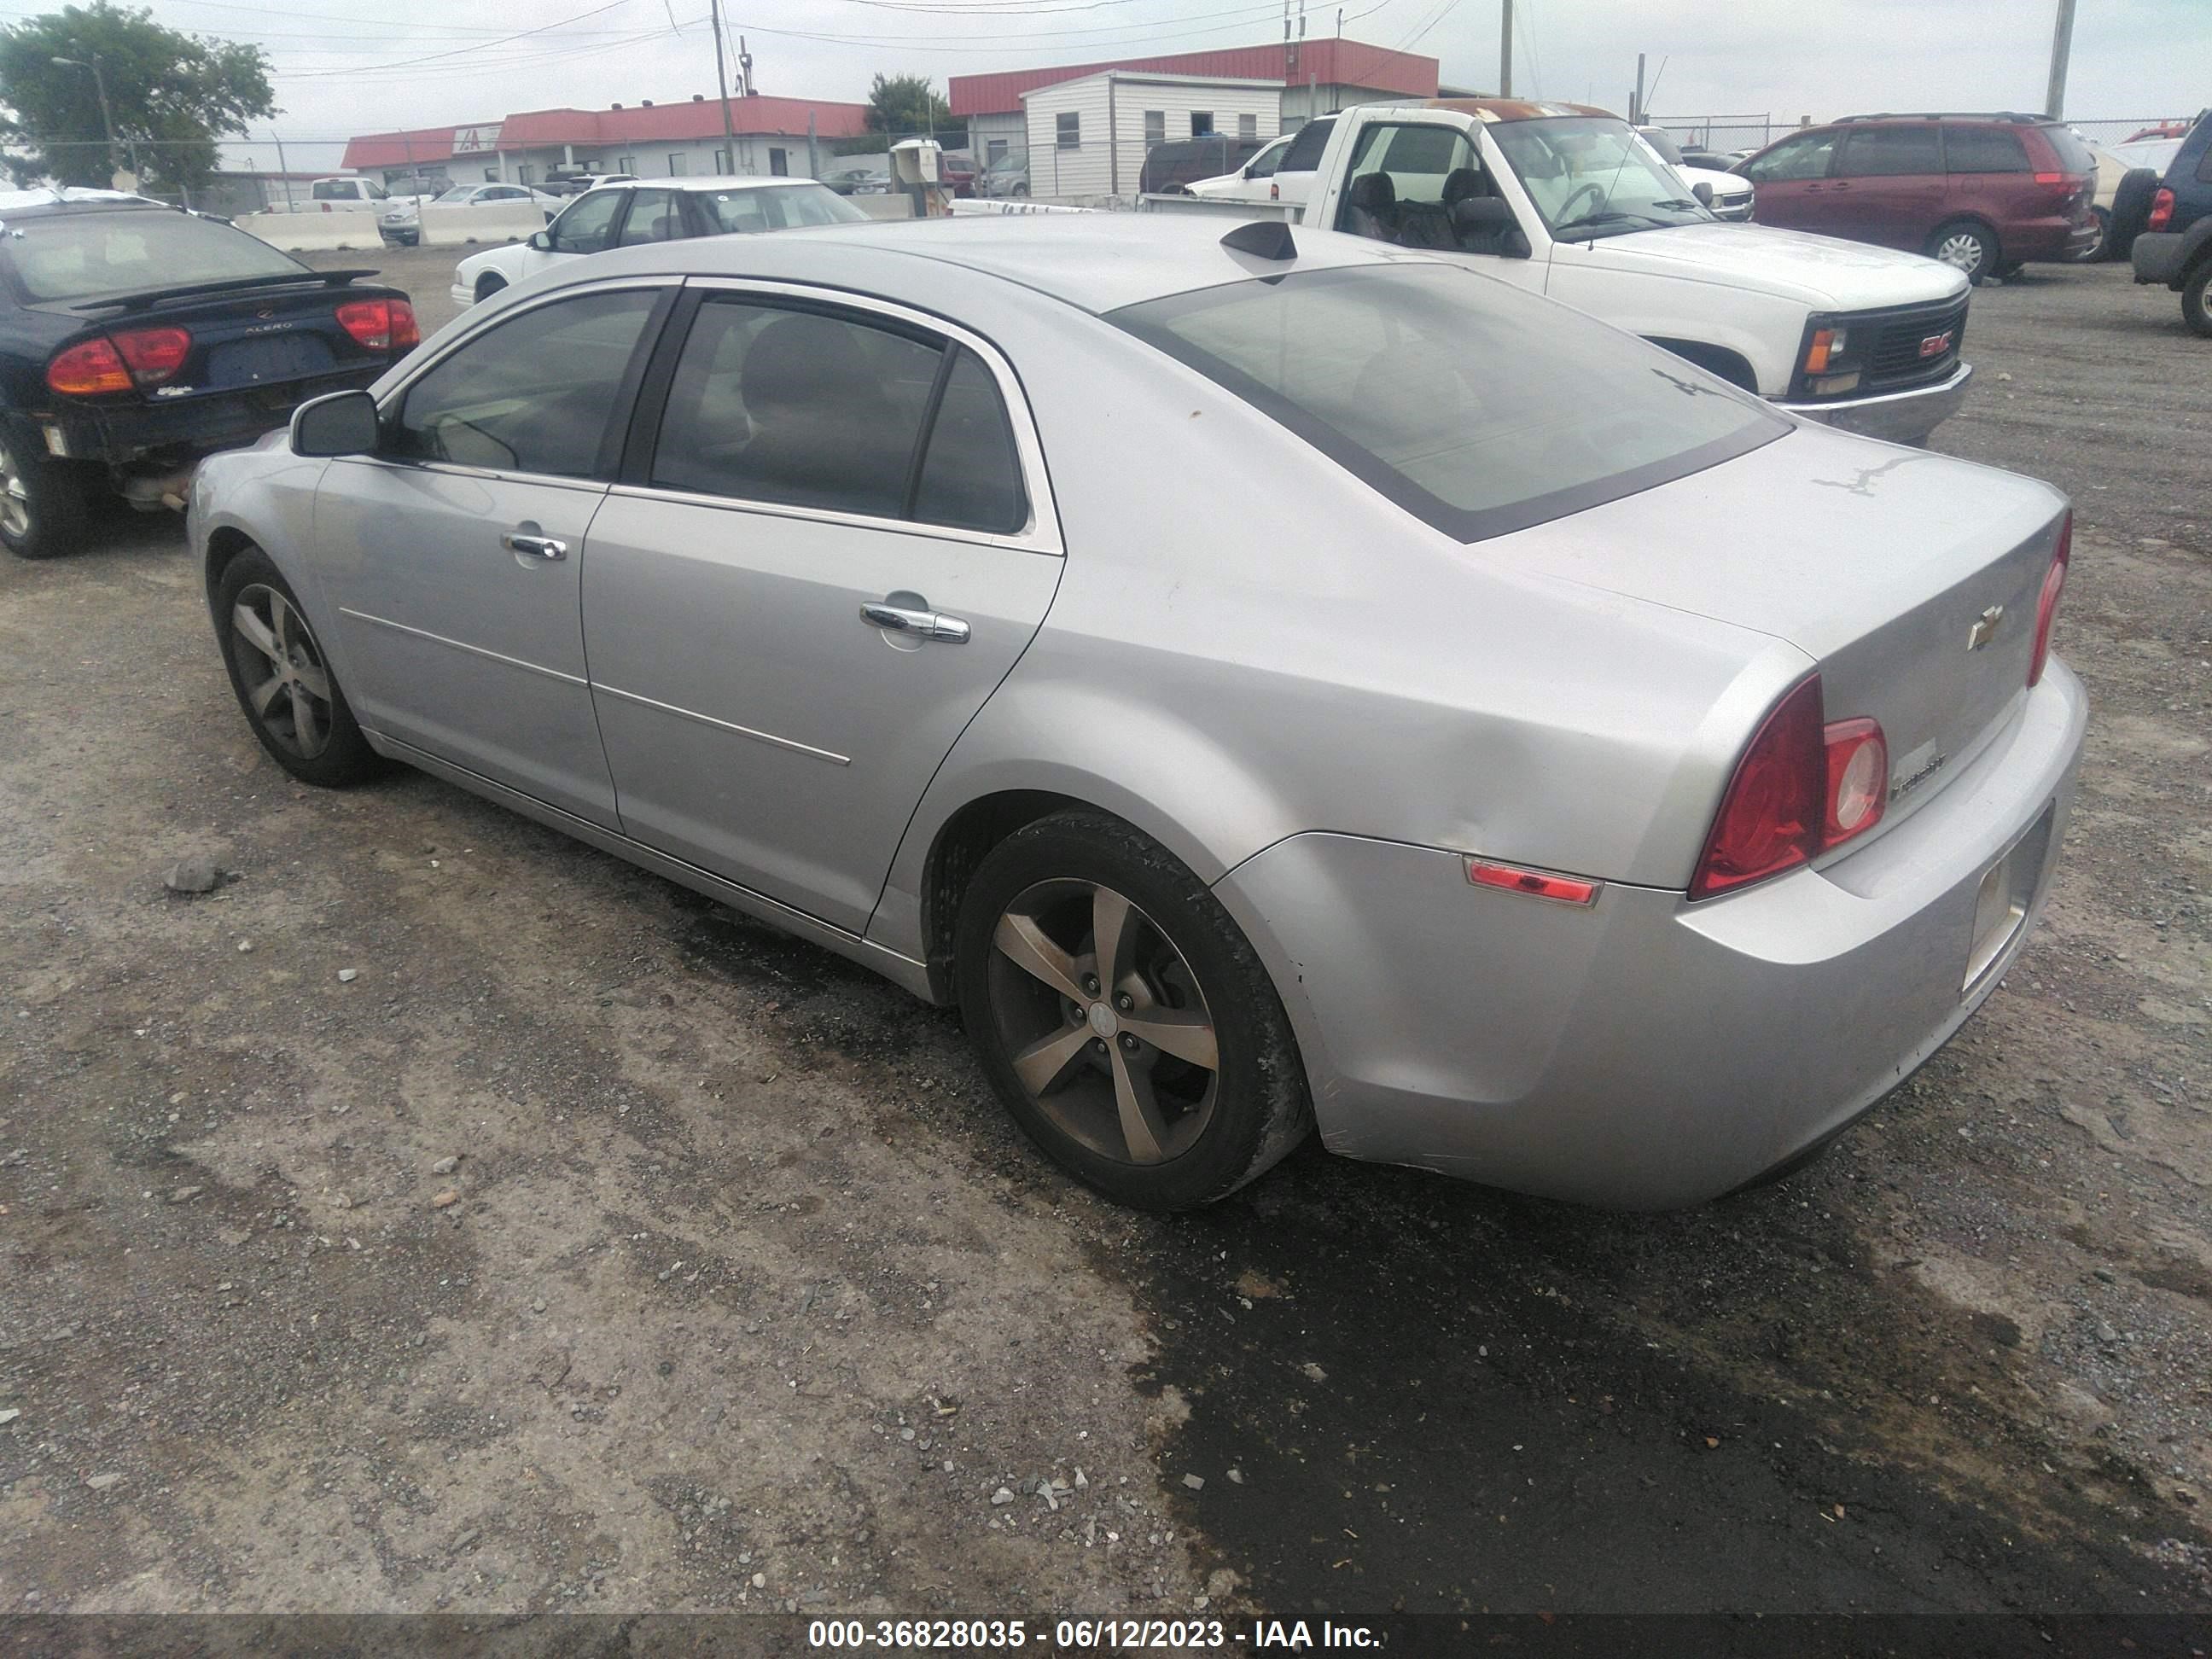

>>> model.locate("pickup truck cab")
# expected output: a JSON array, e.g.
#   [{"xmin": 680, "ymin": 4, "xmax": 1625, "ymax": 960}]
[{"xmin": 1290, "ymin": 100, "xmax": 1974, "ymax": 441}]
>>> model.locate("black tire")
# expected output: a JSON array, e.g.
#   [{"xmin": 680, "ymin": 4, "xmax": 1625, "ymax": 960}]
[
  {"xmin": 1925, "ymin": 218, "xmax": 1999, "ymax": 285},
  {"xmin": 2186, "ymin": 261, "xmax": 2212, "ymax": 341},
  {"xmin": 212, "ymin": 545, "xmax": 381, "ymax": 787},
  {"xmin": 2106, "ymin": 167, "xmax": 2160, "ymax": 260},
  {"xmin": 2076, "ymin": 206, "xmax": 2109, "ymax": 263},
  {"xmin": 475, "ymin": 273, "xmax": 508, "ymax": 302},
  {"xmin": 0, "ymin": 416, "xmax": 96, "ymax": 560},
  {"xmin": 954, "ymin": 809, "xmax": 1312, "ymax": 1210}
]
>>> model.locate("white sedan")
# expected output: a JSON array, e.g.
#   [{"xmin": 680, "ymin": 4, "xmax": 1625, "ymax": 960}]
[
  {"xmin": 379, "ymin": 183, "xmax": 560, "ymax": 247},
  {"xmin": 448, "ymin": 177, "xmax": 867, "ymax": 311}
]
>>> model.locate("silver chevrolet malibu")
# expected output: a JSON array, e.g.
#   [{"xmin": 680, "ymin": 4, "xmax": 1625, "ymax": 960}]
[{"xmin": 189, "ymin": 215, "xmax": 2086, "ymax": 1212}]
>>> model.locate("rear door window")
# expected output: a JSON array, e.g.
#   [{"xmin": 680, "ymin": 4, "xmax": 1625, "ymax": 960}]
[
  {"xmin": 1837, "ymin": 125, "xmax": 1944, "ymax": 176},
  {"xmin": 1943, "ymin": 127, "xmax": 2030, "ymax": 173}
]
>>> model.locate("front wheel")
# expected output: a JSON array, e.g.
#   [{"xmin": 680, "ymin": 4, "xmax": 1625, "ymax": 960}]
[
  {"xmin": 0, "ymin": 418, "xmax": 95, "ymax": 560},
  {"xmin": 954, "ymin": 811, "xmax": 1312, "ymax": 1210},
  {"xmin": 474, "ymin": 273, "xmax": 508, "ymax": 303},
  {"xmin": 2185, "ymin": 263, "xmax": 2212, "ymax": 341},
  {"xmin": 214, "ymin": 546, "xmax": 381, "ymax": 787},
  {"xmin": 1926, "ymin": 220, "xmax": 1998, "ymax": 284}
]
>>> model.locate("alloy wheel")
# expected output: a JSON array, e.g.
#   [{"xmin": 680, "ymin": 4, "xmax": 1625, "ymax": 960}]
[
  {"xmin": 0, "ymin": 442, "xmax": 31, "ymax": 539},
  {"xmin": 230, "ymin": 583, "xmax": 334, "ymax": 759},
  {"xmin": 985, "ymin": 878, "xmax": 1220, "ymax": 1166}
]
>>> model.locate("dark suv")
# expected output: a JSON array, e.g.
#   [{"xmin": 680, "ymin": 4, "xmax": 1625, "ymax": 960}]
[
  {"xmin": 1734, "ymin": 113, "xmax": 2098, "ymax": 283},
  {"xmin": 2129, "ymin": 108, "xmax": 2212, "ymax": 336}
]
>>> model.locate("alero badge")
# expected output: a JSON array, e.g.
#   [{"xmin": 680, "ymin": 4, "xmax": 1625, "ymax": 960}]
[{"xmin": 1967, "ymin": 604, "xmax": 2005, "ymax": 650}]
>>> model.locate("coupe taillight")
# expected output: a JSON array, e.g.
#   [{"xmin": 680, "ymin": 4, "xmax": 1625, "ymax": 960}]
[
  {"xmin": 2148, "ymin": 188, "xmax": 2175, "ymax": 232},
  {"xmin": 335, "ymin": 297, "xmax": 420, "ymax": 352},
  {"xmin": 2029, "ymin": 512, "xmax": 2071, "ymax": 688},
  {"xmin": 46, "ymin": 325, "xmax": 191, "ymax": 394},
  {"xmin": 1689, "ymin": 676, "xmax": 1889, "ymax": 899}
]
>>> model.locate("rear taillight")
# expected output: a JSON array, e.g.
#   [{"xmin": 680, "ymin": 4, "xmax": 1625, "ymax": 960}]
[
  {"xmin": 2147, "ymin": 188, "xmax": 2175, "ymax": 232},
  {"xmin": 2029, "ymin": 512, "xmax": 2071, "ymax": 687},
  {"xmin": 1689, "ymin": 675, "xmax": 1889, "ymax": 899},
  {"xmin": 112, "ymin": 326, "xmax": 190, "ymax": 386},
  {"xmin": 335, "ymin": 297, "xmax": 420, "ymax": 352},
  {"xmin": 46, "ymin": 338, "xmax": 131, "ymax": 395}
]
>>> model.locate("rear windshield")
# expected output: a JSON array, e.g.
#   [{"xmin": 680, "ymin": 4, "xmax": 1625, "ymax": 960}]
[
  {"xmin": 2040, "ymin": 124, "xmax": 2096, "ymax": 175},
  {"xmin": 1112, "ymin": 263, "xmax": 1786, "ymax": 543},
  {"xmin": 697, "ymin": 183, "xmax": 867, "ymax": 233},
  {"xmin": 0, "ymin": 209, "xmax": 306, "ymax": 303}
]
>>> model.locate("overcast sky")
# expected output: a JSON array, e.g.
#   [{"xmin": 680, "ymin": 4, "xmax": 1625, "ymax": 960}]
[{"xmin": 108, "ymin": 0, "xmax": 2209, "ymax": 171}]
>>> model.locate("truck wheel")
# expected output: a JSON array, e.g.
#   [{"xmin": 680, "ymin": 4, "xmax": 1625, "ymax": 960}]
[
  {"xmin": 2184, "ymin": 262, "xmax": 2212, "ymax": 341},
  {"xmin": 0, "ymin": 418, "xmax": 95, "ymax": 560},
  {"xmin": 1926, "ymin": 220, "xmax": 1998, "ymax": 284}
]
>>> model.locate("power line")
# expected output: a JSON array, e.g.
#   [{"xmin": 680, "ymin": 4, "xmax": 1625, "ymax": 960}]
[{"xmin": 272, "ymin": 0, "xmax": 641, "ymax": 77}]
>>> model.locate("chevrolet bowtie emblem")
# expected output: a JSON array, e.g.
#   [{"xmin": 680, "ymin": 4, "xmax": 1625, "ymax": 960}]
[{"xmin": 1967, "ymin": 604, "xmax": 2005, "ymax": 650}]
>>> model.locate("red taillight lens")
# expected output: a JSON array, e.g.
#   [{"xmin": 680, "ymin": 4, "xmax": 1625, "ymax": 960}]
[
  {"xmin": 335, "ymin": 297, "xmax": 417, "ymax": 352},
  {"xmin": 45, "ymin": 337, "xmax": 132, "ymax": 395},
  {"xmin": 2029, "ymin": 512, "xmax": 2071, "ymax": 687},
  {"xmin": 112, "ymin": 326, "xmax": 191, "ymax": 386},
  {"xmin": 2148, "ymin": 188, "xmax": 2175, "ymax": 232},
  {"xmin": 1691, "ymin": 675, "xmax": 1893, "ymax": 899}
]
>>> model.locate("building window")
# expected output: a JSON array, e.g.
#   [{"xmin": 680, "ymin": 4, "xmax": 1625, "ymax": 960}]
[
  {"xmin": 1057, "ymin": 111, "xmax": 1080, "ymax": 149},
  {"xmin": 1238, "ymin": 114, "xmax": 1258, "ymax": 140},
  {"xmin": 619, "ymin": 154, "xmax": 636, "ymax": 174},
  {"xmin": 987, "ymin": 137, "xmax": 1008, "ymax": 163},
  {"xmin": 667, "ymin": 153, "xmax": 688, "ymax": 176},
  {"xmin": 1144, "ymin": 110, "xmax": 1165, "ymax": 145},
  {"xmin": 714, "ymin": 148, "xmax": 731, "ymax": 173},
  {"xmin": 769, "ymin": 147, "xmax": 789, "ymax": 176},
  {"xmin": 516, "ymin": 163, "xmax": 533, "ymax": 184},
  {"xmin": 1190, "ymin": 111, "xmax": 1214, "ymax": 138}
]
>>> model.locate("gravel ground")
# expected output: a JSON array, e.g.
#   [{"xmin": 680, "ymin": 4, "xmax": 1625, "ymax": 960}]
[{"xmin": 0, "ymin": 252, "xmax": 2206, "ymax": 1623}]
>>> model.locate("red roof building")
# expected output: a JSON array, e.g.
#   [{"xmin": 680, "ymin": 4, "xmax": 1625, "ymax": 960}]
[{"xmin": 949, "ymin": 38, "xmax": 1437, "ymax": 119}]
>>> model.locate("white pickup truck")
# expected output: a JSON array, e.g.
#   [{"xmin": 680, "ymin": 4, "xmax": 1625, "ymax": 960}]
[{"xmin": 1162, "ymin": 99, "xmax": 1974, "ymax": 443}]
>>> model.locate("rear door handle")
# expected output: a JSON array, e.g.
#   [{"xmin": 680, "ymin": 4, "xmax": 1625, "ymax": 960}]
[
  {"xmin": 861, "ymin": 596, "xmax": 969, "ymax": 643},
  {"xmin": 503, "ymin": 531, "xmax": 568, "ymax": 561}
]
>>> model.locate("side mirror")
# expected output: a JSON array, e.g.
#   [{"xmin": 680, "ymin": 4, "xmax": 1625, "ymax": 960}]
[
  {"xmin": 528, "ymin": 230, "xmax": 553, "ymax": 252},
  {"xmin": 291, "ymin": 389, "xmax": 380, "ymax": 458},
  {"xmin": 1450, "ymin": 195, "xmax": 1516, "ymax": 233},
  {"xmin": 1500, "ymin": 228, "xmax": 1533, "ymax": 259},
  {"xmin": 1691, "ymin": 180, "xmax": 1714, "ymax": 207}
]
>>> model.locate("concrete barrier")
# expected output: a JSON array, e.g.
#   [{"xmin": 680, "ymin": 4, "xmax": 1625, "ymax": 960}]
[
  {"xmin": 235, "ymin": 212, "xmax": 385, "ymax": 253},
  {"xmin": 418, "ymin": 201, "xmax": 550, "ymax": 247},
  {"xmin": 851, "ymin": 195, "xmax": 917, "ymax": 221},
  {"xmin": 949, "ymin": 197, "xmax": 1097, "ymax": 217}
]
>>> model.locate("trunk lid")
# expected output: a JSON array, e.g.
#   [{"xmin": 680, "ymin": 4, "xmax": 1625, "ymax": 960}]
[{"xmin": 1488, "ymin": 423, "xmax": 2066, "ymax": 832}]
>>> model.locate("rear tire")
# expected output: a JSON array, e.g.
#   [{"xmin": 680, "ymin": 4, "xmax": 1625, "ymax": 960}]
[
  {"xmin": 2076, "ymin": 206, "xmax": 2109, "ymax": 263},
  {"xmin": 954, "ymin": 810, "xmax": 1312, "ymax": 1210},
  {"xmin": 0, "ymin": 417, "xmax": 96, "ymax": 560},
  {"xmin": 2185, "ymin": 262, "xmax": 2212, "ymax": 341},
  {"xmin": 213, "ymin": 545, "xmax": 381, "ymax": 787},
  {"xmin": 2106, "ymin": 167, "xmax": 2160, "ymax": 260},
  {"xmin": 1926, "ymin": 219, "xmax": 1998, "ymax": 284}
]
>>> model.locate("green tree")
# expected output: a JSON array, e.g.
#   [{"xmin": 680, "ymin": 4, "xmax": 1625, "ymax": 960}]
[
  {"xmin": 862, "ymin": 72, "xmax": 952, "ymax": 141},
  {"xmin": 0, "ymin": 2, "xmax": 275, "ymax": 195}
]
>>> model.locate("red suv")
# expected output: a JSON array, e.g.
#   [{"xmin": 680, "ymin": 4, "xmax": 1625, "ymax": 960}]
[{"xmin": 1735, "ymin": 113, "xmax": 2098, "ymax": 283}]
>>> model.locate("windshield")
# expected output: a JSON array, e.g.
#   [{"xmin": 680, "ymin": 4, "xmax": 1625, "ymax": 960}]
[
  {"xmin": 1112, "ymin": 264, "xmax": 1784, "ymax": 544},
  {"xmin": 1, "ymin": 208, "xmax": 306, "ymax": 302},
  {"xmin": 697, "ymin": 183, "xmax": 868, "ymax": 233},
  {"xmin": 1490, "ymin": 117, "xmax": 1714, "ymax": 240},
  {"xmin": 433, "ymin": 187, "xmax": 476, "ymax": 204}
]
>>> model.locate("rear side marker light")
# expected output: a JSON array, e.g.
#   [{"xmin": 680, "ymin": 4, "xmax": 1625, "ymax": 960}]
[
  {"xmin": 2029, "ymin": 511, "xmax": 2071, "ymax": 687},
  {"xmin": 1466, "ymin": 859, "xmax": 1601, "ymax": 906},
  {"xmin": 1690, "ymin": 675, "xmax": 1891, "ymax": 900}
]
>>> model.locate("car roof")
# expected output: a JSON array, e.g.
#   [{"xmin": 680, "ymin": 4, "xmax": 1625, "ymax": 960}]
[
  {"xmin": 588, "ymin": 174, "xmax": 837, "ymax": 196},
  {"xmin": 1423, "ymin": 98, "xmax": 1615, "ymax": 123},
  {"xmin": 0, "ymin": 187, "xmax": 170, "ymax": 217},
  {"xmin": 563, "ymin": 211, "xmax": 1421, "ymax": 316}
]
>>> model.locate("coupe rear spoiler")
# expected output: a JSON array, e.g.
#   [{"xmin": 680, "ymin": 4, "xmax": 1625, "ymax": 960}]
[{"xmin": 69, "ymin": 269, "xmax": 382, "ymax": 317}]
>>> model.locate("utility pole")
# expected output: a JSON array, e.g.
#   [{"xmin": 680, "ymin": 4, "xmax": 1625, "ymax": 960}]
[
  {"xmin": 1633, "ymin": 53, "xmax": 1645, "ymax": 125},
  {"xmin": 2044, "ymin": 0, "xmax": 2076, "ymax": 118},
  {"xmin": 1498, "ymin": 0, "xmax": 1512, "ymax": 99},
  {"xmin": 709, "ymin": 0, "xmax": 738, "ymax": 174}
]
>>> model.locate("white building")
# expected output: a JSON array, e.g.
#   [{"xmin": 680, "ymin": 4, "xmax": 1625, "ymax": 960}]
[{"xmin": 1022, "ymin": 72, "xmax": 1283, "ymax": 198}]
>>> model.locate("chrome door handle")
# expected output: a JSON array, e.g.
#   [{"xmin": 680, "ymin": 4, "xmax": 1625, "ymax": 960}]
[
  {"xmin": 502, "ymin": 531, "xmax": 568, "ymax": 561},
  {"xmin": 860, "ymin": 598, "xmax": 969, "ymax": 643}
]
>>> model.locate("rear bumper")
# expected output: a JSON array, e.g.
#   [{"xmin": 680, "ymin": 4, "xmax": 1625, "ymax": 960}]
[
  {"xmin": 2131, "ymin": 231, "xmax": 2187, "ymax": 286},
  {"xmin": 36, "ymin": 364, "xmax": 386, "ymax": 469},
  {"xmin": 1778, "ymin": 360, "xmax": 1972, "ymax": 445},
  {"xmin": 1213, "ymin": 661, "xmax": 2087, "ymax": 1210}
]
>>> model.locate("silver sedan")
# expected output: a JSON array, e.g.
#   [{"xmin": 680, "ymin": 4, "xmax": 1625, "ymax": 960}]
[{"xmin": 189, "ymin": 215, "xmax": 2086, "ymax": 1211}]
